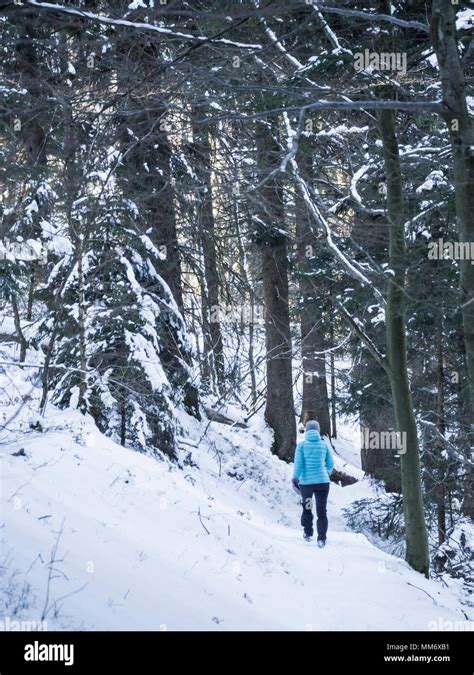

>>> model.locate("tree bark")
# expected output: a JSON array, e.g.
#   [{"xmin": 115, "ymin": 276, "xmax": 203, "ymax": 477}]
[
  {"xmin": 77, "ymin": 233, "xmax": 87, "ymax": 414},
  {"xmin": 191, "ymin": 116, "xmax": 225, "ymax": 388},
  {"xmin": 114, "ymin": 41, "xmax": 200, "ymax": 417},
  {"xmin": 295, "ymin": 148, "xmax": 331, "ymax": 437},
  {"xmin": 11, "ymin": 295, "xmax": 27, "ymax": 363},
  {"xmin": 378, "ymin": 108, "xmax": 430, "ymax": 577},
  {"xmin": 329, "ymin": 317, "xmax": 337, "ymax": 439},
  {"xmin": 235, "ymin": 210, "xmax": 257, "ymax": 406},
  {"xmin": 64, "ymin": 101, "xmax": 88, "ymax": 414},
  {"xmin": 255, "ymin": 119, "xmax": 296, "ymax": 460},
  {"xmin": 436, "ymin": 319, "xmax": 446, "ymax": 545},
  {"xmin": 431, "ymin": 0, "xmax": 474, "ymax": 520}
]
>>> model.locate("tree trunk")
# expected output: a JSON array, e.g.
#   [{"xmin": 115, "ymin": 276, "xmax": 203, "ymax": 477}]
[
  {"xmin": 255, "ymin": 119, "xmax": 296, "ymax": 460},
  {"xmin": 191, "ymin": 116, "xmax": 225, "ymax": 388},
  {"xmin": 199, "ymin": 267, "xmax": 213, "ymax": 389},
  {"xmin": 11, "ymin": 295, "xmax": 27, "ymax": 363},
  {"xmin": 77, "ymin": 233, "xmax": 87, "ymax": 414},
  {"xmin": 235, "ymin": 210, "xmax": 258, "ymax": 406},
  {"xmin": 436, "ymin": 319, "xmax": 446, "ymax": 545},
  {"xmin": 378, "ymin": 108, "xmax": 430, "ymax": 577},
  {"xmin": 431, "ymin": 0, "xmax": 474, "ymax": 520},
  {"xmin": 63, "ymin": 102, "xmax": 87, "ymax": 414},
  {"xmin": 115, "ymin": 70, "xmax": 200, "ymax": 418},
  {"xmin": 330, "ymin": 318, "xmax": 337, "ymax": 439},
  {"xmin": 8, "ymin": 17, "xmax": 49, "ymax": 364},
  {"xmin": 431, "ymin": 3, "xmax": 474, "ymax": 403},
  {"xmin": 296, "ymin": 148, "xmax": 331, "ymax": 437}
]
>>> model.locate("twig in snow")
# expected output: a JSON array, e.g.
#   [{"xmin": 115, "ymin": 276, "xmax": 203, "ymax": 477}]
[
  {"xmin": 235, "ymin": 477, "xmax": 248, "ymax": 491},
  {"xmin": 41, "ymin": 518, "xmax": 65, "ymax": 621},
  {"xmin": 54, "ymin": 582, "xmax": 89, "ymax": 610},
  {"xmin": 197, "ymin": 507, "xmax": 210, "ymax": 535},
  {"xmin": 406, "ymin": 581, "xmax": 439, "ymax": 606}
]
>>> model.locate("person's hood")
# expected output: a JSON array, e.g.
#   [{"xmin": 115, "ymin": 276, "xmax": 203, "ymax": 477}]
[{"xmin": 305, "ymin": 429, "xmax": 321, "ymax": 442}]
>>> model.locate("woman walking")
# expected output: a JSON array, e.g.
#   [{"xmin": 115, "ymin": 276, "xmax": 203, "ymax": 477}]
[{"xmin": 291, "ymin": 420, "xmax": 334, "ymax": 547}]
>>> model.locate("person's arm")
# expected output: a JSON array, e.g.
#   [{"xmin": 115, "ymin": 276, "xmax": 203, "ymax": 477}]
[
  {"xmin": 325, "ymin": 442, "xmax": 335, "ymax": 476},
  {"xmin": 293, "ymin": 442, "xmax": 303, "ymax": 480}
]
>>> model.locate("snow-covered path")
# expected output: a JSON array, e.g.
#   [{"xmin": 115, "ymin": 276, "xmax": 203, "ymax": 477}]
[{"xmin": 1, "ymin": 402, "xmax": 470, "ymax": 631}]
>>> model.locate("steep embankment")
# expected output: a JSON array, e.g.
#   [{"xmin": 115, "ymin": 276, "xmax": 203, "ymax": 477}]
[{"xmin": 1, "ymin": 372, "xmax": 470, "ymax": 630}]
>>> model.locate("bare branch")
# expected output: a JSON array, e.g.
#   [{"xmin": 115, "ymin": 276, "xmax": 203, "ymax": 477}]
[
  {"xmin": 335, "ymin": 301, "xmax": 391, "ymax": 375},
  {"xmin": 24, "ymin": 1, "xmax": 263, "ymax": 50},
  {"xmin": 316, "ymin": 4, "xmax": 429, "ymax": 33},
  {"xmin": 198, "ymin": 99, "xmax": 446, "ymax": 124}
]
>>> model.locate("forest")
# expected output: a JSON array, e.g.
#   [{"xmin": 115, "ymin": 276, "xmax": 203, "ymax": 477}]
[{"xmin": 0, "ymin": 0, "xmax": 473, "ymax": 635}]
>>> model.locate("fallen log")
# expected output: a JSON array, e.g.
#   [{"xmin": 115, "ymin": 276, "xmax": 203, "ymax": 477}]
[
  {"xmin": 203, "ymin": 405, "xmax": 248, "ymax": 429},
  {"xmin": 330, "ymin": 469, "xmax": 358, "ymax": 487}
]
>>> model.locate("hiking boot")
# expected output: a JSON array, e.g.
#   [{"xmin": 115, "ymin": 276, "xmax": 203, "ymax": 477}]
[{"xmin": 317, "ymin": 539, "xmax": 326, "ymax": 548}]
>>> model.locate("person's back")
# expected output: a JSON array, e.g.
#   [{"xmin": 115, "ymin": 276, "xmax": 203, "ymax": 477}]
[
  {"xmin": 294, "ymin": 429, "xmax": 333, "ymax": 485},
  {"xmin": 292, "ymin": 420, "xmax": 334, "ymax": 546}
]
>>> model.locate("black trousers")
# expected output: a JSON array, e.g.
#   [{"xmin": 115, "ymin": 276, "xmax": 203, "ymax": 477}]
[{"xmin": 299, "ymin": 483, "xmax": 330, "ymax": 540}]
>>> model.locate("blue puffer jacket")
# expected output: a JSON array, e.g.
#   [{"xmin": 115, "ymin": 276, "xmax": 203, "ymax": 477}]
[{"xmin": 292, "ymin": 429, "xmax": 334, "ymax": 485}]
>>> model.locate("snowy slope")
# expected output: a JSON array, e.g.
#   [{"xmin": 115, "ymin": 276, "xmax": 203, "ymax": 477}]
[{"xmin": 1, "ymin": 376, "xmax": 471, "ymax": 631}]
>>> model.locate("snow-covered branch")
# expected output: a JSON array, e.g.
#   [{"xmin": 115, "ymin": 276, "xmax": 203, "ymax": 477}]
[
  {"xmin": 311, "ymin": 4, "xmax": 353, "ymax": 55},
  {"xmin": 334, "ymin": 302, "xmax": 390, "ymax": 374},
  {"xmin": 316, "ymin": 4, "xmax": 430, "ymax": 33},
  {"xmin": 199, "ymin": 99, "xmax": 445, "ymax": 124},
  {"xmin": 282, "ymin": 114, "xmax": 386, "ymax": 304},
  {"xmin": 24, "ymin": 1, "xmax": 263, "ymax": 50}
]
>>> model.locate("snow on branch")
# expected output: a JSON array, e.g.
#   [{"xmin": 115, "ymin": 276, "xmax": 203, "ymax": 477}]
[
  {"xmin": 350, "ymin": 163, "xmax": 385, "ymax": 216},
  {"xmin": 282, "ymin": 113, "xmax": 385, "ymax": 304},
  {"xmin": 311, "ymin": 3, "xmax": 353, "ymax": 55},
  {"xmin": 199, "ymin": 99, "xmax": 445, "ymax": 124},
  {"xmin": 254, "ymin": 1, "xmax": 304, "ymax": 72},
  {"xmin": 24, "ymin": 1, "xmax": 263, "ymax": 50},
  {"xmin": 334, "ymin": 302, "xmax": 390, "ymax": 374},
  {"xmin": 315, "ymin": 4, "xmax": 430, "ymax": 33}
]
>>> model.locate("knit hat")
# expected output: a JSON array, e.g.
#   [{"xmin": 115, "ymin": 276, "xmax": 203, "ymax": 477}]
[{"xmin": 305, "ymin": 420, "xmax": 320, "ymax": 432}]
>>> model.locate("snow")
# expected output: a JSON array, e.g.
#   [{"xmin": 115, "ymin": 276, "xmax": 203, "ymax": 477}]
[
  {"xmin": 283, "ymin": 113, "xmax": 385, "ymax": 300},
  {"xmin": 416, "ymin": 170, "xmax": 448, "ymax": 193},
  {"xmin": 1, "ymin": 371, "xmax": 471, "ymax": 631},
  {"xmin": 25, "ymin": 200, "xmax": 39, "ymax": 220},
  {"xmin": 25, "ymin": 1, "xmax": 263, "ymax": 50},
  {"xmin": 456, "ymin": 9, "xmax": 474, "ymax": 31},
  {"xmin": 315, "ymin": 125, "xmax": 369, "ymax": 138}
]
